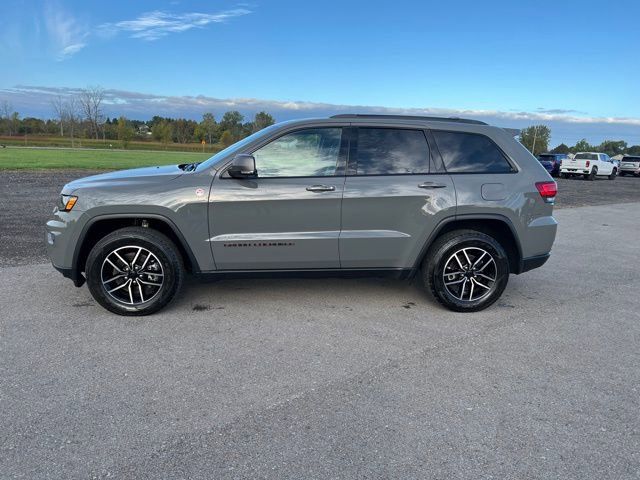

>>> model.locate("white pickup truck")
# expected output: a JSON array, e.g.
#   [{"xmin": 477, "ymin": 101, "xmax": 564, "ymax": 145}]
[{"xmin": 560, "ymin": 152, "xmax": 617, "ymax": 180}]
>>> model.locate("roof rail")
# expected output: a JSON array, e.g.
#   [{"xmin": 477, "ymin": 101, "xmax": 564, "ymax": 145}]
[{"xmin": 330, "ymin": 114, "xmax": 488, "ymax": 125}]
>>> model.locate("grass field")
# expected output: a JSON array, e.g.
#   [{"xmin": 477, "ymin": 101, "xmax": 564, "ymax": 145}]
[
  {"xmin": 0, "ymin": 135, "xmax": 224, "ymax": 153},
  {"xmin": 0, "ymin": 147, "xmax": 212, "ymax": 169}
]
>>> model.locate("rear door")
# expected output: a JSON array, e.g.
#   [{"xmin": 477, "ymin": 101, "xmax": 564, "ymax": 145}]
[
  {"xmin": 209, "ymin": 126, "xmax": 348, "ymax": 270},
  {"xmin": 340, "ymin": 126, "xmax": 456, "ymax": 269}
]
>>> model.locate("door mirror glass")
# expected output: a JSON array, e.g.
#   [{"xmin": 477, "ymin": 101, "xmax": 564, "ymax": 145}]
[{"xmin": 227, "ymin": 154, "xmax": 257, "ymax": 178}]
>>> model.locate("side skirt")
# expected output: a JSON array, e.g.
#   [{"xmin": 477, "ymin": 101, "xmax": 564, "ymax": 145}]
[{"xmin": 193, "ymin": 268, "xmax": 415, "ymax": 282}]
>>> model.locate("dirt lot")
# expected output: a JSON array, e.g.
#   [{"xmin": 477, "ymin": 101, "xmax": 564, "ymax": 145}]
[{"xmin": 1, "ymin": 169, "xmax": 639, "ymax": 267}]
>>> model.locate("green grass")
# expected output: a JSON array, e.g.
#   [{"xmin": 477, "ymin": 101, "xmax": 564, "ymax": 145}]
[{"xmin": 0, "ymin": 147, "xmax": 213, "ymax": 170}]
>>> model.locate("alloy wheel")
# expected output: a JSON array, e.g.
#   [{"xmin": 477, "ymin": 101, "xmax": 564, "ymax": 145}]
[
  {"xmin": 101, "ymin": 245, "xmax": 164, "ymax": 305},
  {"xmin": 442, "ymin": 247, "xmax": 497, "ymax": 302}
]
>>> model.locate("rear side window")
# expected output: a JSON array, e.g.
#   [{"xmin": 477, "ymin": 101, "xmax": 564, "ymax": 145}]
[
  {"xmin": 355, "ymin": 128, "xmax": 430, "ymax": 175},
  {"xmin": 432, "ymin": 131, "xmax": 513, "ymax": 173}
]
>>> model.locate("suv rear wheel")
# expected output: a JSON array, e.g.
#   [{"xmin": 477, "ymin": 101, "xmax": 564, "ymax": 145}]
[
  {"xmin": 85, "ymin": 227, "xmax": 184, "ymax": 316},
  {"xmin": 422, "ymin": 229, "xmax": 510, "ymax": 312}
]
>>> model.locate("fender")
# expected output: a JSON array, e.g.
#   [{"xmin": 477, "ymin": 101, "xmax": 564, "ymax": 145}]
[
  {"xmin": 411, "ymin": 213, "xmax": 524, "ymax": 276},
  {"xmin": 70, "ymin": 213, "xmax": 201, "ymax": 286}
]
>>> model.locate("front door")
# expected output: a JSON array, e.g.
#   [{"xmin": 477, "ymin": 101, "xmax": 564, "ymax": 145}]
[
  {"xmin": 340, "ymin": 126, "xmax": 456, "ymax": 269},
  {"xmin": 209, "ymin": 126, "xmax": 347, "ymax": 270}
]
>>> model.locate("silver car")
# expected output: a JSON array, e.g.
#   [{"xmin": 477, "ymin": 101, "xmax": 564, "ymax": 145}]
[{"xmin": 46, "ymin": 114, "xmax": 558, "ymax": 315}]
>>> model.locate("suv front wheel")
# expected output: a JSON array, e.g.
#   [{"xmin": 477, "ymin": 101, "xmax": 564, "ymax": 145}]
[
  {"xmin": 422, "ymin": 229, "xmax": 510, "ymax": 312},
  {"xmin": 85, "ymin": 227, "xmax": 184, "ymax": 316}
]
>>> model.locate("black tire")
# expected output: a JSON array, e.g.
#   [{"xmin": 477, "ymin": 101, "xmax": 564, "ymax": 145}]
[
  {"xmin": 422, "ymin": 229, "xmax": 510, "ymax": 312},
  {"xmin": 585, "ymin": 167, "xmax": 597, "ymax": 181},
  {"xmin": 608, "ymin": 168, "xmax": 617, "ymax": 180},
  {"xmin": 561, "ymin": 172, "xmax": 570, "ymax": 179},
  {"xmin": 85, "ymin": 227, "xmax": 184, "ymax": 316}
]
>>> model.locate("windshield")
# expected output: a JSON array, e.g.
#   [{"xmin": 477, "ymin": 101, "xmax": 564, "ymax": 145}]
[
  {"xmin": 622, "ymin": 157, "xmax": 640, "ymax": 163},
  {"xmin": 575, "ymin": 153, "xmax": 598, "ymax": 160},
  {"xmin": 537, "ymin": 155, "xmax": 554, "ymax": 161},
  {"xmin": 196, "ymin": 124, "xmax": 282, "ymax": 171}
]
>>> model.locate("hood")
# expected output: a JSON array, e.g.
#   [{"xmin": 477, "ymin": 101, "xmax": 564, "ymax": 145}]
[{"xmin": 63, "ymin": 164, "xmax": 184, "ymax": 193}]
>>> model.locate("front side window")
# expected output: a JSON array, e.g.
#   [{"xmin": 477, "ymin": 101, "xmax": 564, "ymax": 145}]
[
  {"xmin": 432, "ymin": 131, "xmax": 513, "ymax": 173},
  {"xmin": 252, "ymin": 128, "xmax": 342, "ymax": 178},
  {"xmin": 355, "ymin": 128, "xmax": 430, "ymax": 175}
]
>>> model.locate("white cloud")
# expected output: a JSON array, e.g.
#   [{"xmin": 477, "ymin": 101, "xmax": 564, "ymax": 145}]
[
  {"xmin": 44, "ymin": 2, "xmax": 88, "ymax": 60},
  {"xmin": 98, "ymin": 9, "xmax": 251, "ymax": 41}
]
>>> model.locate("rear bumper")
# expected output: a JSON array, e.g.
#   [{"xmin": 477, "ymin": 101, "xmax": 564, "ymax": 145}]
[
  {"xmin": 620, "ymin": 167, "xmax": 640, "ymax": 174},
  {"xmin": 519, "ymin": 253, "xmax": 550, "ymax": 273}
]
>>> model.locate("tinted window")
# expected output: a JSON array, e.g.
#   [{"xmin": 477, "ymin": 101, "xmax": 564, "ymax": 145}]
[
  {"xmin": 575, "ymin": 153, "xmax": 598, "ymax": 160},
  {"xmin": 355, "ymin": 128, "xmax": 429, "ymax": 175},
  {"xmin": 432, "ymin": 131, "xmax": 513, "ymax": 173},
  {"xmin": 252, "ymin": 128, "xmax": 342, "ymax": 177}
]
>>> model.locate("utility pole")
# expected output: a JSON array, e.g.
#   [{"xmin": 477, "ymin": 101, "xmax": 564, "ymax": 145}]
[{"xmin": 531, "ymin": 125, "xmax": 538, "ymax": 155}]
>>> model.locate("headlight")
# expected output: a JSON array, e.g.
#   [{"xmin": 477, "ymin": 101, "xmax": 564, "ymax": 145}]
[{"xmin": 60, "ymin": 195, "xmax": 78, "ymax": 212}]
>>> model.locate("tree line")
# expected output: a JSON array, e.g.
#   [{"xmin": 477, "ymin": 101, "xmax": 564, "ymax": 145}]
[
  {"xmin": 2, "ymin": 89, "xmax": 639, "ymax": 156},
  {"xmin": 0, "ymin": 86, "xmax": 275, "ymax": 149},
  {"xmin": 519, "ymin": 125, "xmax": 640, "ymax": 157}
]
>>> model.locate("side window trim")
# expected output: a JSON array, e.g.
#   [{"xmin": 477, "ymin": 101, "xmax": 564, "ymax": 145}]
[
  {"xmin": 221, "ymin": 126, "xmax": 348, "ymax": 179},
  {"xmin": 430, "ymin": 129, "xmax": 517, "ymax": 174},
  {"xmin": 347, "ymin": 126, "xmax": 432, "ymax": 176}
]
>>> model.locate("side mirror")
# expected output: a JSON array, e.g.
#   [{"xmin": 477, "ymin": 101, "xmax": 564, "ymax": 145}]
[{"xmin": 227, "ymin": 154, "xmax": 257, "ymax": 178}]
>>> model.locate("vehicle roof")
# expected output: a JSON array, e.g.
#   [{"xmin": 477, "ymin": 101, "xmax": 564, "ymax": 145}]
[
  {"xmin": 330, "ymin": 114, "xmax": 488, "ymax": 125},
  {"xmin": 575, "ymin": 151, "xmax": 606, "ymax": 155}
]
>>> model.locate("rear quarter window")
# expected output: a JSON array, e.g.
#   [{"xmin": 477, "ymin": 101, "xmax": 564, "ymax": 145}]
[{"xmin": 432, "ymin": 131, "xmax": 513, "ymax": 173}]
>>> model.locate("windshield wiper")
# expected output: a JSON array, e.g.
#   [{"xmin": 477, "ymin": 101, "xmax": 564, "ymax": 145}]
[{"xmin": 179, "ymin": 162, "xmax": 201, "ymax": 172}]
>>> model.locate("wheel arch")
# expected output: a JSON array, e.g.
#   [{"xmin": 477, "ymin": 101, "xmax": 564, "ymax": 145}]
[
  {"xmin": 413, "ymin": 214, "xmax": 523, "ymax": 276},
  {"xmin": 72, "ymin": 214, "xmax": 199, "ymax": 286}
]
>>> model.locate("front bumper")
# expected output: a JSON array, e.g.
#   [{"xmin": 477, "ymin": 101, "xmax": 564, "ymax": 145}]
[{"xmin": 45, "ymin": 207, "xmax": 86, "ymax": 286}]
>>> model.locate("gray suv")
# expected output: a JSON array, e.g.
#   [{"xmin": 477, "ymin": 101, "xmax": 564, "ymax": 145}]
[{"xmin": 46, "ymin": 114, "xmax": 558, "ymax": 315}]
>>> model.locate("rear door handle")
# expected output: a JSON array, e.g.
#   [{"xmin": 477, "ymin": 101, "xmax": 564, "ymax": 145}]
[
  {"xmin": 418, "ymin": 182, "xmax": 447, "ymax": 189},
  {"xmin": 306, "ymin": 185, "xmax": 336, "ymax": 192}
]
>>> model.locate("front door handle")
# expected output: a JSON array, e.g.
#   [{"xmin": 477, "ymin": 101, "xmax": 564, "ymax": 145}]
[
  {"xmin": 306, "ymin": 185, "xmax": 336, "ymax": 192},
  {"xmin": 418, "ymin": 182, "xmax": 447, "ymax": 189}
]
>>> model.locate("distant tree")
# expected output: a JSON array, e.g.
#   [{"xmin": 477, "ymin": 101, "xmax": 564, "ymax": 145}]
[
  {"xmin": 51, "ymin": 96, "xmax": 66, "ymax": 136},
  {"xmin": 152, "ymin": 121, "xmax": 173, "ymax": 148},
  {"xmin": 219, "ymin": 111, "xmax": 244, "ymax": 140},
  {"xmin": 598, "ymin": 140, "xmax": 627, "ymax": 157},
  {"xmin": 519, "ymin": 125, "xmax": 551, "ymax": 156},
  {"xmin": 571, "ymin": 139, "xmax": 592, "ymax": 153},
  {"xmin": 117, "ymin": 116, "xmax": 135, "ymax": 148},
  {"xmin": 550, "ymin": 143, "xmax": 570, "ymax": 154},
  {"xmin": 200, "ymin": 113, "xmax": 217, "ymax": 144},
  {"xmin": 627, "ymin": 145, "xmax": 640, "ymax": 156},
  {"xmin": 252, "ymin": 111, "xmax": 275, "ymax": 132},
  {"xmin": 220, "ymin": 129, "xmax": 234, "ymax": 147},
  {"xmin": 79, "ymin": 86, "xmax": 105, "ymax": 139},
  {"xmin": 9, "ymin": 112, "xmax": 20, "ymax": 137},
  {"xmin": 1, "ymin": 100, "xmax": 14, "ymax": 135},
  {"xmin": 173, "ymin": 118, "xmax": 196, "ymax": 144}
]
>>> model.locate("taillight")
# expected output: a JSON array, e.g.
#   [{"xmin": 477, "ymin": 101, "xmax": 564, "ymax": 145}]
[
  {"xmin": 536, "ymin": 181, "xmax": 557, "ymax": 203},
  {"xmin": 585, "ymin": 160, "xmax": 590, "ymax": 167}
]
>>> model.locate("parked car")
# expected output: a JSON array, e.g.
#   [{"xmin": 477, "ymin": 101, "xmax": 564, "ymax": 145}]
[
  {"xmin": 46, "ymin": 114, "xmax": 558, "ymax": 315},
  {"xmin": 560, "ymin": 152, "xmax": 617, "ymax": 180},
  {"xmin": 619, "ymin": 155, "xmax": 640, "ymax": 176},
  {"xmin": 537, "ymin": 153, "xmax": 567, "ymax": 177}
]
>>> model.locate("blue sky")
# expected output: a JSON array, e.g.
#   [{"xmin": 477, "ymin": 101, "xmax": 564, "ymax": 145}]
[{"xmin": 1, "ymin": 0, "xmax": 639, "ymax": 145}]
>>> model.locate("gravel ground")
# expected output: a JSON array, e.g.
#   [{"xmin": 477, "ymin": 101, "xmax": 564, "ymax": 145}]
[
  {"xmin": 1, "ymin": 203, "xmax": 639, "ymax": 479},
  {"xmin": 1, "ymin": 169, "xmax": 639, "ymax": 267}
]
